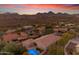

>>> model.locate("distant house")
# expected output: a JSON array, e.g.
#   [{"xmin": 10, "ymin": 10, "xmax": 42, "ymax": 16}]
[
  {"xmin": 53, "ymin": 25, "xmax": 68, "ymax": 33},
  {"xmin": 5, "ymin": 29, "xmax": 16, "ymax": 33},
  {"xmin": 37, "ymin": 26, "xmax": 45, "ymax": 35},
  {"xmin": 53, "ymin": 27, "xmax": 68, "ymax": 36},
  {"xmin": 23, "ymin": 26, "xmax": 33, "ymax": 30},
  {"xmin": 65, "ymin": 23, "xmax": 74, "ymax": 27}
]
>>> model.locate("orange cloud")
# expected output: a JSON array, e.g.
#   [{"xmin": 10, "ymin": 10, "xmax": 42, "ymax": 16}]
[{"xmin": 22, "ymin": 4, "xmax": 79, "ymax": 10}]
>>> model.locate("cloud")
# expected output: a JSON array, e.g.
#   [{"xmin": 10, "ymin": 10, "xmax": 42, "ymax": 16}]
[{"xmin": 0, "ymin": 4, "xmax": 79, "ymax": 14}]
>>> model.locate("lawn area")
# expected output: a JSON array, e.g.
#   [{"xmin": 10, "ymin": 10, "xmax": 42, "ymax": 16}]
[{"xmin": 47, "ymin": 32, "xmax": 76, "ymax": 55}]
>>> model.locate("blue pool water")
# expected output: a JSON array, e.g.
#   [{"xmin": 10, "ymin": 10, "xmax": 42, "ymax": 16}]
[{"xmin": 27, "ymin": 49, "xmax": 40, "ymax": 55}]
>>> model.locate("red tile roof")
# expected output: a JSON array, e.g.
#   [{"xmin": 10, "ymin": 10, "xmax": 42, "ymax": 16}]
[
  {"xmin": 2, "ymin": 33, "xmax": 18, "ymax": 41},
  {"xmin": 34, "ymin": 34, "xmax": 60, "ymax": 49},
  {"xmin": 2, "ymin": 32, "xmax": 28, "ymax": 41},
  {"xmin": 22, "ymin": 39, "xmax": 34, "ymax": 49}
]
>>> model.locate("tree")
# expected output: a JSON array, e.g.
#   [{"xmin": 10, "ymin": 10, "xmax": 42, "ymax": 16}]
[
  {"xmin": 44, "ymin": 25, "xmax": 53, "ymax": 35},
  {"xmin": 0, "ymin": 40, "xmax": 7, "ymax": 51},
  {"xmin": 0, "ymin": 41, "xmax": 25, "ymax": 55}
]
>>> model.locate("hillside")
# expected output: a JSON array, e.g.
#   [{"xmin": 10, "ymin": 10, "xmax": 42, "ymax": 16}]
[{"xmin": 0, "ymin": 11, "xmax": 79, "ymax": 29}]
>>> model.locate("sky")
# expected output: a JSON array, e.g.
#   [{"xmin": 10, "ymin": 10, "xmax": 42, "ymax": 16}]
[{"xmin": 0, "ymin": 4, "xmax": 79, "ymax": 15}]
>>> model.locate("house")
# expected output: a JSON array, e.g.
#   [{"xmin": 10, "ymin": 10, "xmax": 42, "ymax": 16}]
[
  {"xmin": 64, "ymin": 37, "xmax": 79, "ymax": 55},
  {"xmin": 21, "ymin": 34, "xmax": 60, "ymax": 55},
  {"xmin": 65, "ymin": 23, "xmax": 74, "ymax": 27},
  {"xmin": 34, "ymin": 34, "xmax": 60, "ymax": 50},
  {"xmin": 2, "ymin": 32, "xmax": 19, "ymax": 41},
  {"xmin": 22, "ymin": 39, "xmax": 41, "ymax": 55},
  {"xmin": 37, "ymin": 26, "xmax": 45, "ymax": 35},
  {"xmin": 5, "ymin": 29, "xmax": 16, "ymax": 33},
  {"xmin": 2, "ymin": 31, "xmax": 28, "ymax": 42},
  {"xmin": 23, "ymin": 26, "xmax": 33, "ymax": 29},
  {"xmin": 53, "ymin": 27, "xmax": 68, "ymax": 32},
  {"xmin": 22, "ymin": 26, "xmax": 33, "ymax": 33}
]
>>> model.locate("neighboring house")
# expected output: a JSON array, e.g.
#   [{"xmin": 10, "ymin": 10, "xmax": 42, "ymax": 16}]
[
  {"xmin": 2, "ymin": 32, "xmax": 28, "ymax": 42},
  {"xmin": 21, "ymin": 34, "xmax": 60, "ymax": 55},
  {"xmin": 34, "ymin": 34, "xmax": 60, "ymax": 50},
  {"xmin": 22, "ymin": 39, "xmax": 41, "ymax": 55},
  {"xmin": 64, "ymin": 37, "xmax": 79, "ymax": 55},
  {"xmin": 2, "ymin": 32, "xmax": 18, "ymax": 41}
]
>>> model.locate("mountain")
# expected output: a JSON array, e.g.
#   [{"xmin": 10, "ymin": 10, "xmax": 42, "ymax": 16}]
[{"xmin": 0, "ymin": 11, "xmax": 79, "ymax": 29}]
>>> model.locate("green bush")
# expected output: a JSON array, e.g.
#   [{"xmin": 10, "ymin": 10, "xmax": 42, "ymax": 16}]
[{"xmin": 0, "ymin": 41, "xmax": 25, "ymax": 55}]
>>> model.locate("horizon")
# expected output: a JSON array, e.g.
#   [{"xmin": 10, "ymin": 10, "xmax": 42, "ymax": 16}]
[
  {"xmin": 0, "ymin": 4, "xmax": 79, "ymax": 15},
  {"xmin": 0, "ymin": 11, "xmax": 78, "ymax": 15}
]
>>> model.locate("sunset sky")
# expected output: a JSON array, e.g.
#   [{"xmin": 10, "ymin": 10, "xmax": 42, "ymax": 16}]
[{"xmin": 0, "ymin": 4, "xmax": 79, "ymax": 15}]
